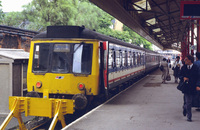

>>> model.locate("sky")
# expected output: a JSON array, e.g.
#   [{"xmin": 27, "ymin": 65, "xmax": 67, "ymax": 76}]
[{"xmin": 1, "ymin": 0, "xmax": 32, "ymax": 12}]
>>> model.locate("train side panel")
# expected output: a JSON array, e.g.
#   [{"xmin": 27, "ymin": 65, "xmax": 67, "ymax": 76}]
[{"xmin": 107, "ymin": 43, "xmax": 145, "ymax": 90}]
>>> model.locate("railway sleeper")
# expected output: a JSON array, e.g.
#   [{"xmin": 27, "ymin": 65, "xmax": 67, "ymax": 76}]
[{"xmin": 0, "ymin": 96, "xmax": 75, "ymax": 130}]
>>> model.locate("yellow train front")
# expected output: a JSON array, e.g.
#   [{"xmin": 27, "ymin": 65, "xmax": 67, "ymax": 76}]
[
  {"xmin": 0, "ymin": 26, "xmax": 103, "ymax": 130},
  {"xmin": 28, "ymin": 27, "xmax": 100, "ymax": 110}
]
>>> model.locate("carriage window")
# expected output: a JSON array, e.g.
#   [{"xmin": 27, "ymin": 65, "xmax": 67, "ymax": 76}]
[
  {"xmin": 117, "ymin": 51, "xmax": 122, "ymax": 68},
  {"xmin": 108, "ymin": 49, "xmax": 113, "ymax": 69},
  {"xmin": 113, "ymin": 51, "xmax": 116, "ymax": 68},
  {"xmin": 141, "ymin": 53, "xmax": 144, "ymax": 65},
  {"xmin": 138, "ymin": 53, "xmax": 141, "ymax": 65},
  {"xmin": 52, "ymin": 44, "xmax": 70, "ymax": 73},
  {"xmin": 116, "ymin": 51, "xmax": 120, "ymax": 68},
  {"xmin": 33, "ymin": 44, "xmax": 50, "ymax": 72},
  {"xmin": 122, "ymin": 51, "xmax": 125, "ymax": 67},
  {"xmin": 128, "ymin": 51, "xmax": 132, "ymax": 66},
  {"xmin": 72, "ymin": 43, "xmax": 93, "ymax": 74},
  {"xmin": 135, "ymin": 52, "xmax": 138, "ymax": 65},
  {"xmin": 125, "ymin": 51, "xmax": 128, "ymax": 67},
  {"xmin": 133, "ymin": 52, "xmax": 136, "ymax": 66}
]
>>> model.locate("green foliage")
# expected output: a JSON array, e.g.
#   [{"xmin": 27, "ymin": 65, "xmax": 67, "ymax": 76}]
[
  {"xmin": 0, "ymin": 0, "xmax": 152, "ymax": 50},
  {"xmin": 123, "ymin": 25, "xmax": 152, "ymax": 50},
  {"xmin": 0, "ymin": 0, "xmax": 4, "ymax": 22},
  {"xmin": 21, "ymin": 0, "xmax": 78, "ymax": 31},
  {"xmin": 73, "ymin": 1, "xmax": 99, "ymax": 29},
  {"xmin": 1, "ymin": 12, "xmax": 25, "ymax": 27}
]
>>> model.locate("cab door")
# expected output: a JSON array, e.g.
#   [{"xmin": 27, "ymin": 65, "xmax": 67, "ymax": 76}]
[{"xmin": 99, "ymin": 41, "xmax": 109, "ymax": 99}]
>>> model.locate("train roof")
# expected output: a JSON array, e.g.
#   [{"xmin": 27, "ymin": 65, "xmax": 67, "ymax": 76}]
[{"xmin": 33, "ymin": 26, "xmax": 158, "ymax": 54}]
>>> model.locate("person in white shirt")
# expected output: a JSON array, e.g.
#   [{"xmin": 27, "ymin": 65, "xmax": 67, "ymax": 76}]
[
  {"xmin": 172, "ymin": 56, "xmax": 182, "ymax": 83},
  {"xmin": 160, "ymin": 58, "xmax": 169, "ymax": 84}
]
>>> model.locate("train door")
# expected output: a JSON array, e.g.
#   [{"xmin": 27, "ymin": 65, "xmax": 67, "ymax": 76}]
[{"xmin": 99, "ymin": 41, "xmax": 109, "ymax": 99}]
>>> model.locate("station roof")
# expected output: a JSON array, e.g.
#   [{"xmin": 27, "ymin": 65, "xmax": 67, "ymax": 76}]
[
  {"xmin": 0, "ymin": 48, "xmax": 29, "ymax": 60},
  {"xmin": 90, "ymin": 0, "xmax": 192, "ymax": 51},
  {"xmin": 0, "ymin": 25, "xmax": 38, "ymax": 38}
]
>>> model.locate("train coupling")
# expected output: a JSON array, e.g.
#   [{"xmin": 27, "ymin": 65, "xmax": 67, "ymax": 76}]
[{"xmin": 0, "ymin": 96, "xmax": 75, "ymax": 130}]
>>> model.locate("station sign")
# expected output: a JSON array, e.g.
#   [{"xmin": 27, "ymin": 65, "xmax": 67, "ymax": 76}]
[{"xmin": 180, "ymin": 1, "xmax": 200, "ymax": 20}]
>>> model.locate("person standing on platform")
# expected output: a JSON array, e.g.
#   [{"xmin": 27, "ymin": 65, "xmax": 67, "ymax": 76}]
[
  {"xmin": 180, "ymin": 55, "xmax": 198, "ymax": 122},
  {"xmin": 194, "ymin": 52, "xmax": 200, "ymax": 91},
  {"xmin": 172, "ymin": 56, "xmax": 182, "ymax": 83},
  {"xmin": 167, "ymin": 58, "xmax": 171, "ymax": 68},
  {"xmin": 160, "ymin": 58, "xmax": 169, "ymax": 84}
]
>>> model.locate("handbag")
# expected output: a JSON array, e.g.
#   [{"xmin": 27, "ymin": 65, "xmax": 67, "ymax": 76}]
[
  {"xmin": 177, "ymin": 81, "xmax": 189, "ymax": 93},
  {"xmin": 166, "ymin": 74, "xmax": 171, "ymax": 81},
  {"xmin": 160, "ymin": 65, "xmax": 164, "ymax": 71}
]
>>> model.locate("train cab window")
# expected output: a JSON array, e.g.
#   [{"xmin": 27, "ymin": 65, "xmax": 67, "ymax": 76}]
[
  {"xmin": 33, "ymin": 43, "xmax": 50, "ymax": 72},
  {"xmin": 72, "ymin": 43, "xmax": 93, "ymax": 74},
  {"xmin": 52, "ymin": 44, "xmax": 70, "ymax": 73}
]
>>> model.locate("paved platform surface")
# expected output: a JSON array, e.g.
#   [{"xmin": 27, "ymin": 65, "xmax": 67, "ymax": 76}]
[{"xmin": 63, "ymin": 69, "xmax": 200, "ymax": 130}]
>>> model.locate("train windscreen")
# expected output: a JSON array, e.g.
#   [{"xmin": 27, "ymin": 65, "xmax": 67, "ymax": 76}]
[
  {"xmin": 32, "ymin": 43, "xmax": 93, "ymax": 74},
  {"xmin": 33, "ymin": 43, "xmax": 50, "ymax": 72}
]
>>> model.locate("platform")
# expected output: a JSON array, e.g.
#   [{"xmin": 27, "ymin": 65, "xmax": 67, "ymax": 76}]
[{"xmin": 63, "ymin": 69, "xmax": 200, "ymax": 130}]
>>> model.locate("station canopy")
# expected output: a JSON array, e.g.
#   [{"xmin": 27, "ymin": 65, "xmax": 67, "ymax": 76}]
[{"xmin": 90, "ymin": 0, "xmax": 194, "ymax": 51}]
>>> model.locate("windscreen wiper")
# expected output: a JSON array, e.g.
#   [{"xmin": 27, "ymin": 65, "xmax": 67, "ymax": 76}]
[{"xmin": 73, "ymin": 42, "xmax": 85, "ymax": 53}]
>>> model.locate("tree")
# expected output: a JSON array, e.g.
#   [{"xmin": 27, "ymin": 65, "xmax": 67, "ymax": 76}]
[
  {"xmin": 73, "ymin": 1, "xmax": 100, "ymax": 30},
  {"xmin": 0, "ymin": 0, "xmax": 4, "ymax": 22},
  {"xmin": 22, "ymin": 0, "xmax": 78, "ymax": 31},
  {"xmin": 0, "ymin": 0, "xmax": 152, "ymax": 50},
  {"xmin": 123, "ymin": 25, "xmax": 152, "ymax": 50},
  {"xmin": 1, "ymin": 12, "xmax": 25, "ymax": 27}
]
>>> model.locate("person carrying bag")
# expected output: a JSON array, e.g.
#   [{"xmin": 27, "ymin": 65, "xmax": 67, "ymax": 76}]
[
  {"xmin": 160, "ymin": 58, "xmax": 169, "ymax": 83},
  {"xmin": 177, "ymin": 80, "xmax": 189, "ymax": 93},
  {"xmin": 178, "ymin": 55, "xmax": 198, "ymax": 122}
]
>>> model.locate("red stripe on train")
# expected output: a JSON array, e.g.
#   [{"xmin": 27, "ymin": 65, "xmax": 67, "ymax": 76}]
[{"xmin": 108, "ymin": 68, "xmax": 145, "ymax": 83}]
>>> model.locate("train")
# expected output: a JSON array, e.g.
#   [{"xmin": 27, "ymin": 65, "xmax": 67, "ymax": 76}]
[{"xmin": 0, "ymin": 26, "xmax": 161, "ymax": 130}]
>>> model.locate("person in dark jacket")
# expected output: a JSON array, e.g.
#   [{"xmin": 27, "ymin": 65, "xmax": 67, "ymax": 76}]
[
  {"xmin": 180, "ymin": 55, "xmax": 198, "ymax": 122},
  {"xmin": 194, "ymin": 52, "xmax": 200, "ymax": 91}
]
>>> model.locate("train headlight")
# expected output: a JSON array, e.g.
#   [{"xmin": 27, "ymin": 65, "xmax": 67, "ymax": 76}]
[
  {"xmin": 78, "ymin": 83, "xmax": 85, "ymax": 90},
  {"xmin": 36, "ymin": 81, "xmax": 42, "ymax": 88}
]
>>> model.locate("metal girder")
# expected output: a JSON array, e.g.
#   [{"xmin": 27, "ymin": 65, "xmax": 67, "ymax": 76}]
[
  {"xmin": 89, "ymin": 0, "xmax": 191, "ymax": 51},
  {"xmin": 89, "ymin": 0, "xmax": 163, "ymax": 49}
]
